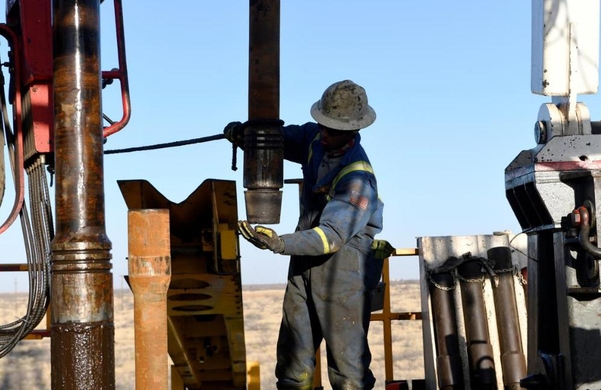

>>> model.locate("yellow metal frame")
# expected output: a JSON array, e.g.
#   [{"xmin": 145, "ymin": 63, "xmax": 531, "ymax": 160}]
[
  {"xmin": 119, "ymin": 179, "xmax": 247, "ymax": 390},
  {"xmin": 372, "ymin": 248, "xmax": 422, "ymax": 383}
]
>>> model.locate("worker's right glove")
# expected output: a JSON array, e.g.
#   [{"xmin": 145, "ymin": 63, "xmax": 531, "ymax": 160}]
[
  {"xmin": 223, "ymin": 121, "xmax": 244, "ymax": 148},
  {"xmin": 238, "ymin": 221, "xmax": 285, "ymax": 254}
]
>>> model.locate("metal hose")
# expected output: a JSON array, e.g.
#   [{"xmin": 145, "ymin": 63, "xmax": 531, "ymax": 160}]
[{"xmin": 0, "ymin": 57, "xmax": 52, "ymax": 357}]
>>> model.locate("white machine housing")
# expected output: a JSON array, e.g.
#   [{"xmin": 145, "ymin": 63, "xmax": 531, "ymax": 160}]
[{"xmin": 531, "ymin": 0, "xmax": 600, "ymax": 96}]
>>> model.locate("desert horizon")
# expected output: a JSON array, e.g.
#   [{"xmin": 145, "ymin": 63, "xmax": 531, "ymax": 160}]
[{"xmin": 0, "ymin": 280, "xmax": 425, "ymax": 390}]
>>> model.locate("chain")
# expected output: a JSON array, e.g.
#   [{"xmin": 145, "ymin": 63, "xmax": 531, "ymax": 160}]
[
  {"xmin": 426, "ymin": 270, "xmax": 457, "ymax": 291},
  {"xmin": 426, "ymin": 249, "xmax": 530, "ymax": 291}
]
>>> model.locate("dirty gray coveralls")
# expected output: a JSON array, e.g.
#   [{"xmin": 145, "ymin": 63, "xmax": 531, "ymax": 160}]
[{"xmin": 275, "ymin": 122, "xmax": 384, "ymax": 390}]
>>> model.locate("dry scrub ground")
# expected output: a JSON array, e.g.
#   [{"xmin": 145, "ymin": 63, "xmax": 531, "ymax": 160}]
[{"xmin": 0, "ymin": 281, "xmax": 424, "ymax": 389}]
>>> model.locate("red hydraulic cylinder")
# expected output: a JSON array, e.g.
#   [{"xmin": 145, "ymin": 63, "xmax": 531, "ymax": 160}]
[
  {"xmin": 51, "ymin": 0, "xmax": 115, "ymax": 388},
  {"xmin": 245, "ymin": 0, "xmax": 283, "ymax": 224},
  {"xmin": 128, "ymin": 209, "xmax": 171, "ymax": 390}
]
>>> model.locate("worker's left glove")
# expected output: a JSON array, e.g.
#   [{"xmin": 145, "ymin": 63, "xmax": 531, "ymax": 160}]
[
  {"xmin": 371, "ymin": 239, "xmax": 395, "ymax": 260},
  {"xmin": 238, "ymin": 221, "xmax": 285, "ymax": 254}
]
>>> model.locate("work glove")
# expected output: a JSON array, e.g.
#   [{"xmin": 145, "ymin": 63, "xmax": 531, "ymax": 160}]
[
  {"xmin": 238, "ymin": 221, "xmax": 285, "ymax": 254},
  {"xmin": 371, "ymin": 239, "xmax": 395, "ymax": 260},
  {"xmin": 223, "ymin": 121, "xmax": 244, "ymax": 147}
]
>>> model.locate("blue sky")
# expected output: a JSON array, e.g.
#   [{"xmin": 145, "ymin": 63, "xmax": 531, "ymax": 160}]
[{"xmin": 1, "ymin": 1, "xmax": 600, "ymax": 291}]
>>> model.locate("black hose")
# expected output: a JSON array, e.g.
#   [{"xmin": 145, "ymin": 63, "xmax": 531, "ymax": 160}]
[{"xmin": 104, "ymin": 133, "xmax": 225, "ymax": 155}]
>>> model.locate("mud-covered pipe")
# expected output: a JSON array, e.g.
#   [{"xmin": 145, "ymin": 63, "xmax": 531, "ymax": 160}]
[
  {"xmin": 429, "ymin": 271, "xmax": 464, "ymax": 389},
  {"xmin": 128, "ymin": 209, "xmax": 171, "ymax": 390},
  {"xmin": 245, "ymin": 0, "xmax": 283, "ymax": 224},
  {"xmin": 51, "ymin": 0, "xmax": 115, "ymax": 388},
  {"xmin": 458, "ymin": 260, "xmax": 497, "ymax": 389},
  {"xmin": 488, "ymin": 247, "xmax": 527, "ymax": 389}
]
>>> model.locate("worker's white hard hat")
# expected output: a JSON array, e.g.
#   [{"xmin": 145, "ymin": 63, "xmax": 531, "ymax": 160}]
[{"xmin": 310, "ymin": 80, "xmax": 376, "ymax": 131}]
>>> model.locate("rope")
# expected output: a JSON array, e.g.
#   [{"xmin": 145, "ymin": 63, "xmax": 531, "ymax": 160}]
[
  {"xmin": 102, "ymin": 120, "xmax": 285, "ymax": 169},
  {"xmin": 103, "ymin": 132, "xmax": 241, "ymax": 171},
  {"xmin": 104, "ymin": 133, "xmax": 225, "ymax": 155}
]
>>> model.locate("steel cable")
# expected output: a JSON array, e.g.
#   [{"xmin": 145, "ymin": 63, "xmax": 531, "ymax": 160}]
[{"xmin": 0, "ymin": 60, "xmax": 52, "ymax": 357}]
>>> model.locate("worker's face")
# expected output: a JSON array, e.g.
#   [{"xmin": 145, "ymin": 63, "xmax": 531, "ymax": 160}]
[{"xmin": 319, "ymin": 124, "xmax": 357, "ymax": 151}]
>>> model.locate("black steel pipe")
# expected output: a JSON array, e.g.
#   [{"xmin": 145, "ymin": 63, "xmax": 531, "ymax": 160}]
[
  {"xmin": 51, "ymin": 0, "xmax": 115, "ymax": 388},
  {"xmin": 488, "ymin": 247, "xmax": 527, "ymax": 389},
  {"xmin": 458, "ymin": 260, "xmax": 497, "ymax": 389},
  {"xmin": 245, "ymin": 0, "xmax": 283, "ymax": 224},
  {"xmin": 429, "ymin": 271, "xmax": 464, "ymax": 389}
]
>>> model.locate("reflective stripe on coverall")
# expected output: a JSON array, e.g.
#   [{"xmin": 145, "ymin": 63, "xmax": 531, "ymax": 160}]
[{"xmin": 275, "ymin": 122, "xmax": 384, "ymax": 390}]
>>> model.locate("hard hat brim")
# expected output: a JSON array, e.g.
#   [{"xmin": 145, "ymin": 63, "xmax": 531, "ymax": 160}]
[{"xmin": 310, "ymin": 100, "xmax": 376, "ymax": 131}]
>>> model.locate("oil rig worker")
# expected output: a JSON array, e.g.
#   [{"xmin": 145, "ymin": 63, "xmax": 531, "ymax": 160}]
[{"xmin": 225, "ymin": 80, "xmax": 387, "ymax": 390}]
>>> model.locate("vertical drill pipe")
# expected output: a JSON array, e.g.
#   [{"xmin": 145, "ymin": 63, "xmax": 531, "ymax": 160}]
[
  {"xmin": 245, "ymin": 0, "xmax": 283, "ymax": 224},
  {"xmin": 51, "ymin": 1, "xmax": 115, "ymax": 388},
  {"xmin": 487, "ymin": 247, "xmax": 527, "ymax": 389},
  {"xmin": 128, "ymin": 209, "xmax": 171, "ymax": 390},
  {"xmin": 457, "ymin": 261, "xmax": 497, "ymax": 389},
  {"xmin": 429, "ymin": 272, "xmax": 464, "ymax": 389},
  {"xmin": 248, "ymin": 0, "xmax": 279, "ymax": 119}
]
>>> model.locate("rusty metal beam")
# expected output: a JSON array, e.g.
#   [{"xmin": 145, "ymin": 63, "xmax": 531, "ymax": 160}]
[
  {"xmin": 51, "ymin": 0, "xmax": 115, "ymax": 388},
  {"xmin": 128, "ymin": 209, "xmax": 171, "ymax": 390}
]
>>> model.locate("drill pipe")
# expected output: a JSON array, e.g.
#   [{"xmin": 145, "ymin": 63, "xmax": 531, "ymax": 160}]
[
  {"xmin": 429, "ymin": 271, "xmax": 464, "ymax": 389},
  {"xmin": 245, "ymin": 0, "xmax": 283, "ymax": 224},
  {"xmin": 488, "ymin": 247, "xmax": 527, "ymax": 389},
  {"xmin": 457, "ymin": 260, "xmax": 497, "ymax": 389},
  {"xmin": 128, "ymin": 209, "xmax": 171, "ymax": 390},
  {"xmin": 51, "ymin": 0, "xmax": 115, "ymax": 388}
]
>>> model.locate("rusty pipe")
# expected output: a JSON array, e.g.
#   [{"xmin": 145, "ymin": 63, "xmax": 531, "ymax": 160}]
[
  {"xmin": 51, "ymin": 0, "xmax": 115, "ymax": 388},
  {"xmin": 128, "ymin": 209, "xmax": 171, "ymax": 390},
  {"xmin": 245, "ymin": 0, "xmax": 283, "ymax": 224},
  {"xmin": 458, "ymin": 260, "xmax": 497, "ymax": 389},
  {"xmin": 488, "ymin": 247, "xmax": 527, "ymax": 389},
  {"xmin": 429, "ymin": 271, "xmax": 464, "ymax": 389}
]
